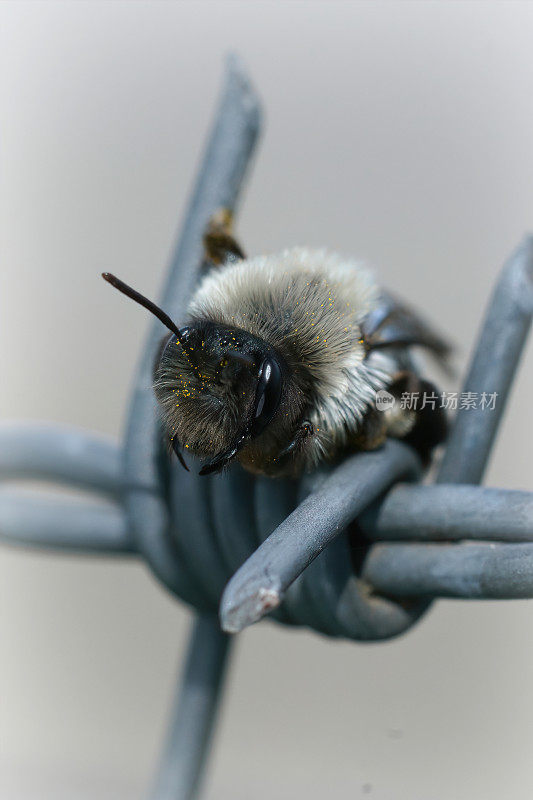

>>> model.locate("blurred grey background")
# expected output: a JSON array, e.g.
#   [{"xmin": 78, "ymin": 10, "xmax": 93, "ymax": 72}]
[{"xmin": 1, "ymin": 2, "xmax": 533, "ymax": 798}]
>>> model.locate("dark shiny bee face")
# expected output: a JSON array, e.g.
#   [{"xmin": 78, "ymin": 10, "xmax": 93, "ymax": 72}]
[
  {"xmin": 153, "ymin": 321, "xmax": 287, "ymax": 474},
  {"xmin": 102, "ymin": 271, "xmax": 304, "ymax": 475}
]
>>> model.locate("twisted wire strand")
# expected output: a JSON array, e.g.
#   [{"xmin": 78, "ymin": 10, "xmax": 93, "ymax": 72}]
[{"xmin": 0, "ymin": 56, "xmax": 532, "ymax": 800}]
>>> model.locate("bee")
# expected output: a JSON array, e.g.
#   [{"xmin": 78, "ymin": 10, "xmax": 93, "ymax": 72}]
[{"xmin": 103, "ymin": 209, "xmax": 448, "ymax": 477}]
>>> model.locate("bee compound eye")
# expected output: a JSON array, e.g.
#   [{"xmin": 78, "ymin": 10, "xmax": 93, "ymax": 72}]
[{"xmin": 250, "ymin": 357, "xmax": 283, "ymax": 437}]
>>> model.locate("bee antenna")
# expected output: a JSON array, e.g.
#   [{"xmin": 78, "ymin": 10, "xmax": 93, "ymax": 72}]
[{"xmin": 102, "ymin": 273, "xmax": 182, "ymax": 342}]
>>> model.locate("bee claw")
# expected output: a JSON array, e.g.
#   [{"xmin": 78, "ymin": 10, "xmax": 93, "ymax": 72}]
[
  {"xmin": 277, "ymin": 420, "xmax": 314, "ymax": 460},
  {"xmin": 199, "ymin": 455, "xmax": 231, "ymax": 476},
  {"xmin": 171, "ymin": 438, "xmax": 190, "ymax": 471},
  {"xmin": 199, "ymin": 442, "xmax": 242, "ymax": 476},
  {"xmin": 199, "ymin": 462, "xmax": 218, "ymax": 476},
  {"xmin": 177, "ymin": 452, "xmax": 190, "ymax": 472}
]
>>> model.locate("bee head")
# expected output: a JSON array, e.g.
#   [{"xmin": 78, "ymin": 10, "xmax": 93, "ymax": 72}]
[
  {"xmin": 103, "ymin": 273, "xmax": 295, "ymax": 474},
  {"xmin": 154, "ymin": 321, "xmax": 288, "ymax": 472}
]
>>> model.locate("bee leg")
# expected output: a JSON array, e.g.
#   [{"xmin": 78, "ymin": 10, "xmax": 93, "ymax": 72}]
[
  {"xmin": 351, "ymin": 373, "xmax": 418, "ymax": 452},
  {"xmin": 276, "ymin": 420, "xmax": 314, "ymax": 462},
  {"xmin": 351, "ymin": 408, "xmax": 388, "ymax": 450},
  {"xmin": 386, "ymin": 372, "xmax": 448, "ymax": 464},
  {"xmin": 170, "ymin": 436, "xmax": 190, "ymax": 471},
  {"xmin": 403, "ymin": 377, "xmax": 447, "ymax": 463},
  {"xmin": 199, "ymin": 430, "xmax": 249, "ymax": 476},
  {"xmin": 203, "ymin": 207, "xmax": 246, "ymax": 266},
  {"xmin": 199, "ymin": 444, "xmax": 239, "ymax": 476}
]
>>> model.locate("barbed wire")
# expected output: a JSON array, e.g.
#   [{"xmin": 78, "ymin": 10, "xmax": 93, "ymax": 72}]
[{"xmin": 0, "ymin": 56, "xmax": 531, "ymax": 800}]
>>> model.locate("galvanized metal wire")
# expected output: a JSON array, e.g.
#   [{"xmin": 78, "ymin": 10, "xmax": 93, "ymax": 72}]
[{"xmin": 1, "ymin": 56, "xmax": 532, "ymax": 800}]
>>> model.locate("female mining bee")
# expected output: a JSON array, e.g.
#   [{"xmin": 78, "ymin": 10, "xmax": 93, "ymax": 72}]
[{"xmin": 103, "ymin": 210, "xmax": 448, "ymax": 477}]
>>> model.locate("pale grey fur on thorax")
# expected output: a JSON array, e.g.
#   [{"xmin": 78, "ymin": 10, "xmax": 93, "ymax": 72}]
[
  {"xmin": 307, "ymin": 348, "xmax": 398, "ymax": 462},
  {"xmin": 188, "ymin": 248, "xmax": 403, "ymax": 467}
]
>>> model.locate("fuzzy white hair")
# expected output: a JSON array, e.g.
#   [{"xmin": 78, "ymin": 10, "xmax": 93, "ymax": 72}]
[{"xmin": 188, "ymin": 248, "xmax": 401, "ymax": 468}]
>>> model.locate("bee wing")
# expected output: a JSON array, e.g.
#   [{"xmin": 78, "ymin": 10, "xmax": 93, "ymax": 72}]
[{"xmin": 362, "ymin": 290, "xmax": 452, "ymax": 364}]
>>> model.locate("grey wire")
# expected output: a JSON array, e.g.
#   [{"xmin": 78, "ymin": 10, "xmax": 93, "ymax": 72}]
[
  {"xmin": 0, "ymin": 423, "xmax": 122, "ymax": 499},
  {"xmin": 149, "ymin": 614, "xmax": 231, "ymax": 800},
  {"xmin": 363, "ymin": 542, "xmax": 533, "ymax": 599},
  {"xmin": 437, "ymin": 235, "xmax": 533, "ymax": 484},
  {"xmin": 361, "ymin": 236, "xmax": 533, "ymax": 600},
  {"xmin": 122, "ymin": 53, "xmax": 262, "ymax": 608},
  {"xmin": 123, "ymin": 55, "xmax": 261, "ymax": 800},
  {"xmin": 219, "ymin": 440, "xmax": 421, "ymax": 633},
  {"xmin": 361, "ymin": 484, "xmax": 533, "ymax": 542},
  {"xmin": 0, "ymin": 488, "xmax": 133, "ymax": 554},
  {"xmin": 0, "ymin": 56, "xmax": 532, "ymax": 800}
]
